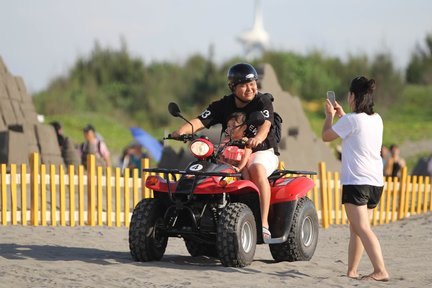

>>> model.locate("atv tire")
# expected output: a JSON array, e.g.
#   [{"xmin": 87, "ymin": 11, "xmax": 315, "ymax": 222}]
[
  {"xmin": 129, "ymin": 198, "xmax": 168, "ymax": 261},
  {"xmin": 184, "ymin": 239, "xmax": 218, "ymax": 258},
  {"xmin": 270, "ymin": 197, "xmax": 318, "ymax": 262},
  {"xmin": 216, "ymin": 202, "xmax": 257, "ymax": 267}
]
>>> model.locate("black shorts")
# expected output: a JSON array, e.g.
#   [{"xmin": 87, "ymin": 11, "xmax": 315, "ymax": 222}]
[{"xmin": 342, "ymin": 185, "xmax": 384, "ymax": 209}]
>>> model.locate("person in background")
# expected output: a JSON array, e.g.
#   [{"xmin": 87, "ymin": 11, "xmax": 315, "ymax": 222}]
[
  {"xmin": 380, "ymin": 145, "xmax": 390, "ymax": 176},
  {"xmin": 80, "ymin": 124, "xmax": 111, "ymax": 169},
  {"xmin": 121, "ymin": 142, "xmax": 148, "ymax": 176},
  {"xmin": 50, "ymin": 121, "xmax": 81, "ymax": 168},
  {"xmin": 427, "ymin": 154, "xmax": 432, "ymax": 179},
  {"xmin": 384, "ymin": 144, "xmax": 406, "ymax": 178},
  {"xmin": 321, "ymin": 76, "xmax": 389, "ymax": 282}
]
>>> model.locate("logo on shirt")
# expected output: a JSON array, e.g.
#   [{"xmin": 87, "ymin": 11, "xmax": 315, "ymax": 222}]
[
  {"xmin": 200, "ymin": 110, "xmax": 211, "ymax": 119},
  {"xmin": 261, "ymin": 110, "xmax": 270, "ymax": 118}
]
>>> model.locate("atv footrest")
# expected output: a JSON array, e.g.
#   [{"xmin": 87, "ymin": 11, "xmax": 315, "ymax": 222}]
[{"xmin": 264, "ymin": 235, "xmax": 287, "ymax": 244}]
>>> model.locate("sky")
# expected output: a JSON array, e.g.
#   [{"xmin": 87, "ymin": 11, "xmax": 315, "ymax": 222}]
[{"xmin": 1, "ymin": 0, "xmax": 431, "ymax": 93}]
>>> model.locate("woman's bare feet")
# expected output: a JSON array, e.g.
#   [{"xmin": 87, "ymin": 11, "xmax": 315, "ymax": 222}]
[{"xmin": 360, "ymin": 272, "xmax": 390, "ymax": 282}]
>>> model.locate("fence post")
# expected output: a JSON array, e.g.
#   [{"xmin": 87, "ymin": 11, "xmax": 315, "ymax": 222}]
[
  {"xmin": 30, "ymin": 153, "xmax": 39, "ymax": 226},
  {"xmin": 326, "ymin": 171, "xmax": 333, "ymax": 225},
  {"xmin": 21, "ymin": 164, "xmax": 27, "ymax": 225},
  {"xmin": 1, "ymin": 164, "xmax": 6, "ymax": 225},
  {"xmin": 68, "ymin": 165, "xmax": 75, "ymax": 227},
  {"xmin": 417, "ymin": 176, "xmax": 424, "ymax": 215},
  {"xmin": 398, "ymin": 166, "xmax": 408, "ymax": 220},
  {"xmin": 106, "ymin": 166, "xmax": 112, "ymax": 227},
  {"xmin": 278, "ymin": 161, "xmax": 285, "ymax": 170},
  {"xmin": 334, "ymin": 172, "xmax": 340, "ymax": 225},
  {"xmin": 385, "ymin": 177, "xmax": 392, "ymax": 224},
  {"xmin": 124, "ymin": 168, "xmax": 130, "ymax": 227},
  {"xmin": 50, "ymin": 164, "xmax": 56, "ymax": 226},
  {"xmin": 142, "ymin": 158, "xmax": 150, "ymax": 198},
  {"xmin": 319, "ymin": 162, "xmax": 329, "ymax": 228},
  {"xmin": 115, "ymin": 167, "xmax": 121, "ymax": 227},
  {"xmin": 87, "ymin": 154, "xmax": 96, "ymax": 226},
  {"xmin": 11, "ymin": 164, "xmax": 17, "ymax": 225},
  {"xmin": 424, "ymin": 177, "xmax": 430, "ymax": 213},
  {"xmin": 410, "ymin": 176, "xmax": 418, "ymax": 216},
  {"xmin": 97, "ymin": 167, "xmax": 103, "ymax": 226},
  {"xmin": 59, "ymin": 165, "xmax": 66, "ymax": 226},
  {"xmin": 133, "ymin": 168, "xmax": 139, "ymax": 209},
  {"xmin": 78, "ymin": 165, "xmax": 85, "ymax": 226}
]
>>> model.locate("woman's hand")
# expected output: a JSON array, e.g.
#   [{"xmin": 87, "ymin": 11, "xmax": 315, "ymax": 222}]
[
  {"xmin": 325, "ymin": 99, "xmax": 346, "ymax": 119},
  {"xmin": 324, "ymin": 99, "xmax": 336, "ymax": 118},
  {"xmin": 333, "ymin": 101, "xmax": 345, "ymax": 118}
]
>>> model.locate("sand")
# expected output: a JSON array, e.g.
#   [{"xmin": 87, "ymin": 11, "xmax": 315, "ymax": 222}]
[{"xmin": 1, "ymin": 214, "xmax": 431, "ymax": 288}]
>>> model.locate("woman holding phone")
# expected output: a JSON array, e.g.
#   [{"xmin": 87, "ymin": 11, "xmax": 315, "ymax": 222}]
[{"xmin": 321, "ymin": 76, "xmax": 389, "ymax": 282}]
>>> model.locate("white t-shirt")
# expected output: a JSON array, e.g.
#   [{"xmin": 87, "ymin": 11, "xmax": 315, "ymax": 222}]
[{"xmin": 332, "ymin": 113, "xmax": 384, "ymax": 186}]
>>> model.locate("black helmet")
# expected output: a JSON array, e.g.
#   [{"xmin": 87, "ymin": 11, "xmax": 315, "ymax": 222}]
[{"xmin": 227, "ymin": 63, "xmax": 258, "ymax": 91}]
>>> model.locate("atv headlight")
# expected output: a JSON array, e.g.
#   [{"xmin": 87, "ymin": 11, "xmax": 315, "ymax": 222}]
[{"xmin": 189, "ymin": 139, "xmax": 214, "ymax": 159}]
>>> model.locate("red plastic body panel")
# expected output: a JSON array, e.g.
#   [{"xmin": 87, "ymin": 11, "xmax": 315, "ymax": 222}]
[
  {"xmin": 145, "ymin": 176, "xmax": 260, "ymax": 196},
  {"xmin": 270, "ymin": 177, "xmax": 315, "ymax": 204},
  {"xmin": 145, "ymin": 175, "xmax": 314, "ymax": 204}
]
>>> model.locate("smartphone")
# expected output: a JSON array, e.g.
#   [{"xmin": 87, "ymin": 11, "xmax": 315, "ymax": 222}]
[{"xmin": 327, "ymin": 91, "xmax": 336, "ymax": 106}]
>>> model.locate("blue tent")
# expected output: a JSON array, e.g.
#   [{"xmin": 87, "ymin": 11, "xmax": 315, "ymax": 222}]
[{"xmin": 129, "ymin": 127, "xmax": 163, "ymax": 162}]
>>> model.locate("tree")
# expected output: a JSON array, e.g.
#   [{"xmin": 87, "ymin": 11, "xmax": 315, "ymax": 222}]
[{"xmin": 406, "ymin": 33, "xmax": 432, "ymax": 84}]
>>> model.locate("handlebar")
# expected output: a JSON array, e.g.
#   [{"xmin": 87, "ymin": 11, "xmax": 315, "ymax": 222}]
[{"xmin": 164, "ymin": 133, "xmax": 197, "ymax": 142}]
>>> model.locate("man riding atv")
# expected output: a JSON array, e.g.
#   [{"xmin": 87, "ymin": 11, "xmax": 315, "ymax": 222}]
[
  {"xmin": 129, "ymin": 64, "xmax": 319, "ymax": 267},
  {"xmin": 171, "ymin": 63, "xmax": 279, "ymax": 240}
]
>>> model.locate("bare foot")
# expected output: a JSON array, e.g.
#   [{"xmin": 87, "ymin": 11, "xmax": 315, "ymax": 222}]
[
  {"xmin": 361, "ymin": 272, "xmax": 389, "ymax": 282},
  {"xmin": 347, "ymin": 273, "xmax": 360, "ymax": 279}
]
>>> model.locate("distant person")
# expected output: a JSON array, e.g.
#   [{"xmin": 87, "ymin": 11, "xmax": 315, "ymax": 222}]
[
  {"xmin": 322, "ymin": 76, "xmax": 389, "ymax": 282},
  {"xmin": 219, "ymin": 112, "xmax": 253, "ymax": 179},
  {"xmin": 50, "ymin": 121, "xmax": 81, "ymax": 168},
  {"xmin": 80, "ymin": 124, "xmax": 111, "ymax": 169},
  {"xmin": 121, "ymin": 142, "xmax": 148, "ymax": 176},
  {"xmin": 380, "ymin": 145, "xmax": 390, "ymax": 175},
  {"xmin": 427, "ymin": 155, "xmax": 432, "ymax": 178},
  {"xmin": 384, "ymin": 144, "xmax": 406, "ymax": 177}
]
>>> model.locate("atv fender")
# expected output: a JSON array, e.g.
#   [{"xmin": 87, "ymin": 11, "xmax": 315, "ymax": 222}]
[
  {"xmin": 270, "ymin": 177, "xmax": 314, "ymax": 204},
  {"xmin": 267, "ymin": 200, "xmax": 297, "ymax": 241}
]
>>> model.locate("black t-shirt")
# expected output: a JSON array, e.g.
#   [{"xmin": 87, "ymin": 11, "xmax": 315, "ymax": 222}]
[{"xmin": 198, "ymin": 92, "xmax": 279, "ymax": 155}]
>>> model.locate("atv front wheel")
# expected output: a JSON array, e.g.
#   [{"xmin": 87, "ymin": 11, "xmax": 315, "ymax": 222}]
[
  {"xmin": 270, "ymin": 197, "xmax": 318, "ymax": 262},
  {"xmin": 129, "ymin": 198, "xmax": 168, "ymax": 261},
  {"xmin": 216, "ymin": 202, "xmax": 257, "ymax": 267}
]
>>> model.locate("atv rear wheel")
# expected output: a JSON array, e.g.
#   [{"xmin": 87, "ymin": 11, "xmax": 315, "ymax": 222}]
[
  {"xmin": 129, "ymin": 198, "xmax": 168, "ymax": 261},
  {"xmin": 270, "ymin": 197, "xmax": 318, "ymax": 262},
  {"xmin": 216, "ymin": 202, "xmax": 257, "ymax": 267},
  {"xmin": 184, "ymin": 239, "xmax": 218, "ymax": 258}
]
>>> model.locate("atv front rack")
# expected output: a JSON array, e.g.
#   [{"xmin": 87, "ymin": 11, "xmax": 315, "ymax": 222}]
[
  {"xmin": 143, "ymin": 168, "xmax": 242, "ymax": 204},
  {"xmin": 143, "ymin": 168, "xmax": 241, "ymax": 180}
]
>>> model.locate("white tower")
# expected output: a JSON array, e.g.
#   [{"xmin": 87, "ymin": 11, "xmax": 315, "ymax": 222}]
[{"xmin": 237, "ymin": 0, "xmax": 269, "ymax": 59}]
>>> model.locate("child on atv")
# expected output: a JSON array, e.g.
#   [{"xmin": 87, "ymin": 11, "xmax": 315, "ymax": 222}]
[{"xmin": 219, "ymin": 112, "xmax": 252, "ymax": 179}]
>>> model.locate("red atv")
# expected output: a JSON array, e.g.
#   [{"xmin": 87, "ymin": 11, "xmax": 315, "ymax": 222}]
[{"xmin": 129, "ymin": 103, "xmax": 319, "ymax": 267}]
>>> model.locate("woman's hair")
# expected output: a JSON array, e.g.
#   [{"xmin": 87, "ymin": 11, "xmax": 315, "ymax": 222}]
[{"xmin": 349, "ymin": 76, "xmax": 376, "ymax": 115}]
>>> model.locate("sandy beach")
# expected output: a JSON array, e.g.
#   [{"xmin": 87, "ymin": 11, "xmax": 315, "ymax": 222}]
[{"xmin": 1, "ymin": 214, "xmax": 431, "ymax": 288}]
